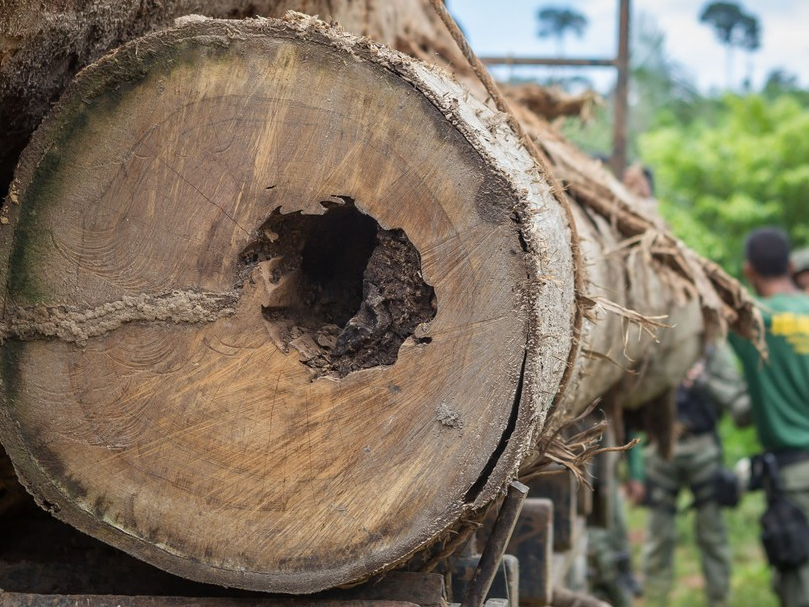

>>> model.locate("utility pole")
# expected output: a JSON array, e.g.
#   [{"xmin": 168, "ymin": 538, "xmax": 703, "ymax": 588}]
[
  {"xmin": 611, "ymin": 0, "xmax": 630, "ymax": 178},
  {"xmin": 479, "ymin": 0, "xmax": 631, "ymax": 177}
]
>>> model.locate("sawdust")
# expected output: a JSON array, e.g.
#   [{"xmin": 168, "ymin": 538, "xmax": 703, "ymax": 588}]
[
  {"xmin": 436, "ymin": 403, "xmax": 464, "ymax": 430},
  {"xmin": 2, "ymin": 290, "xmax": 237, "ymax": 344}
]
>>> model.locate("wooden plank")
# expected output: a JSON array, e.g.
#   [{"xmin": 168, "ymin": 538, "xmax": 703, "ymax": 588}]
[
  {"xmin": 0, "ymin": 595, "xmax": 417, "ymax": 607},
  {"xmin": 525, "ymin": 472, "xmax": 576, "ymax": 551},
  {"xmin": 0, "ymin": 509, "xmax": 445, "ymax": 604},
  {"xmin": 325, "ymin": 573, "xmax": 444, "ymax": 607},
  {"xmin": 505, "ymin": 498, "xmax": 553, "ymax": 607}
]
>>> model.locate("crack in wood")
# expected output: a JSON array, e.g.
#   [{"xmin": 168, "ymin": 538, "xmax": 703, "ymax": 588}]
[{"xmin": 0, "ymin": 290, "xmax": 238, "ymax": 344}]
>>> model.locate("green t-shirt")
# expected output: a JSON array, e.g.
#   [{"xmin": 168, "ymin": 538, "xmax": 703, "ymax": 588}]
[{"xmin": 730, "ymin": 292, "xmax": 809, "ymax": 451}]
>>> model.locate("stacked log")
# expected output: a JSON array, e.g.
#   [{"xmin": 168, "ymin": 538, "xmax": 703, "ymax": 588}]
[{"xmin": 0, "ymin": 0, "xmax": 761, "ymax": 595}]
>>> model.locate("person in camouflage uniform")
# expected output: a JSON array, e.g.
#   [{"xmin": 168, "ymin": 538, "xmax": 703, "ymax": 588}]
[
  {"xmin": 640, "ymin": 342, "xmax": 749, "ymax": 607},
  {"xmin": 588, "ymin": 441, "xmax": 643, "ymax": 607},
  {"xmin": 792, "ymin": 247, "xmax": 809, "ymax": 293}
]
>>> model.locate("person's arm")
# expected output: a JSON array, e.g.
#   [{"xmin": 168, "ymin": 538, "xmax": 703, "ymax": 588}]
[
  {"xmin": 704, "ymin": 340, "xmax": 752, "ymax": 427},
  {"xmin": 624, "ymin": 434, "xmax": 646, "ymax": 505}
]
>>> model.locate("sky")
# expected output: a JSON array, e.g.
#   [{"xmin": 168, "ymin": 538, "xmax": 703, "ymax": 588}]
[{"xmin": 447, "ymin": 1, "xmax": 809, "ymax": 93}]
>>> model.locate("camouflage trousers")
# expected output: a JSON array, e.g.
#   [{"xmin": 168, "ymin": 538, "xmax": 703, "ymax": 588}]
[
  {"xmin": 773, "ymin": 459, "xmax": 809, "ymax": 607},
  {"xmin": 588, "ymin": 472, "xmax": 635, "ymax": 607},
  {"xmin": 643, "ymin": 433, "xmax": 730, "ymax": 607}
]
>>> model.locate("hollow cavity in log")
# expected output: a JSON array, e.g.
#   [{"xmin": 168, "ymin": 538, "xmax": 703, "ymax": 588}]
[{"xmin": 239, "ymin": 198, "xmax": 436, "ymax": 378}]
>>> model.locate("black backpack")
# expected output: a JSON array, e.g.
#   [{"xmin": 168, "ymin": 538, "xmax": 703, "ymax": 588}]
[{"xmin": 759, "ymin": 454, "xmax": 809, "ymax": 571}]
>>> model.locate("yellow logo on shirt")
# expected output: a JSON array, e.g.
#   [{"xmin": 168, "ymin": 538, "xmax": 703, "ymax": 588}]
[{"xmin": 771, "ymin": 313, "xmax": 809, "ymax": 354}]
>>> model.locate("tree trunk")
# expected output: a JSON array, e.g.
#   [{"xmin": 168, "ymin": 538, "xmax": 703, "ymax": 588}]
[{"xmin": 0, "ymin": 16, "xmax": 577, "ymax": 593}]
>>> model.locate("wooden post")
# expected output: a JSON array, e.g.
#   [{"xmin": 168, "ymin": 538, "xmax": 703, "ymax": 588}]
[
  {"xmin": 610, "ymin": 0, "xmax": 631, "ymax": 178},
  {"xmin": 506, "ymin": 499, "xmax": 553, "ymax": 607},
  {"xmin": 525, "ymin": 473, "xmax": 577, "ymax": 552}
]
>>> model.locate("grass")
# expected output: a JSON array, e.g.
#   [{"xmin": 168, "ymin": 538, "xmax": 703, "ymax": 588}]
[{"xmin": 624, "ymin": 417, "xmax": 778, "ymax": 607}]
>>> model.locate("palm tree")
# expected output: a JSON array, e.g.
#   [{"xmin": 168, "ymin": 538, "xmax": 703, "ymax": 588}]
[
  {"xmin": 536, "ymin": 6, "xmax": 588, "ymax": 58},
  {"xmin": 699, "ymin": 1, "xmax": 761, "ymax": 89},
  {"xmin": 739, "ymin": 13, "xmax": 761, "ymax": 90}
]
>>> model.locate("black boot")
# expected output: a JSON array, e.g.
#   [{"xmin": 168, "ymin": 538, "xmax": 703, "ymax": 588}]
[{"xmin": 615, "ymin": 553, "xmax": 643, "ymax": 597}]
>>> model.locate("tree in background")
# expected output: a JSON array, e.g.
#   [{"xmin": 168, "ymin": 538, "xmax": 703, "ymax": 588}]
[
  {"xmin": 536, "ymin": 5, "xmax": 588, "ymax": 57},
  {"xmin": 699, "ymin": 1, "xmax": 761, "ymax": 89},
  {"xmin": 560, "ymin": 12, "xmax": 701, "ymax": 159},
  {"xmin": 739, "ymin": 13, "xmax": 761, "ymax": 90},
  {"xmin": 639, "ymin": 93, "xmax": 809, "ymax": 277}
]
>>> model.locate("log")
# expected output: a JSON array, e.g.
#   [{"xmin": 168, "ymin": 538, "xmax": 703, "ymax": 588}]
[
  {"xmin": 0, "ymin": 16, "xmax": 577, "ymax": 593},
  {"xmin": 0, "ymin": 0, "xmax": 764, "ymax": 596}
]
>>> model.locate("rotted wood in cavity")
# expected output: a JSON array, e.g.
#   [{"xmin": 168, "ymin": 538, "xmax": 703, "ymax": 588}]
[{"xmin": 0, "ymin": 17, "xmax": 577, "ymax": 593}]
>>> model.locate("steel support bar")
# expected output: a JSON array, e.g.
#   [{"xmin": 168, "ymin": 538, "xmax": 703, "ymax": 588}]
[
  {"xmin": 460, "ymin": 481, "xmax": 528, "ymax": 607},
  {"xmin": 479, "ymin": 57, "xmax": 616, "ymax": 68}
]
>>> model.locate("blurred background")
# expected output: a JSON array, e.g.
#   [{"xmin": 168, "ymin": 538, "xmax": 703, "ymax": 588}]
[
  {"xmin": 450, "ymin": 0, "xmax": 808, "ymax": 280},
  {"xmin": 448, "ymin": 3, "xmax": 808, "ymax": 606}
]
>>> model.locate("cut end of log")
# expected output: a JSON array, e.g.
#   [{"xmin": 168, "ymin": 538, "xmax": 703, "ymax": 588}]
[{"xmin": 0, "ymin": 16, "xmax": 577, "ymax": 593}]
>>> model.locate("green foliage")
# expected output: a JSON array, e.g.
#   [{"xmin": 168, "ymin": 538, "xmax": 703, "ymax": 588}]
[{"xmin": 639, "ymin": 92, "xmax": 809, "ymax": 277}]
